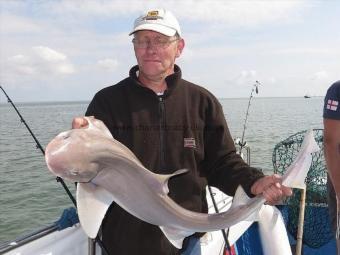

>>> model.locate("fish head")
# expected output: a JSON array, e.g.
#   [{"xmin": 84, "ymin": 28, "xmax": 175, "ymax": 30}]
[
  {"xmin": 85, "ymin": 116, "xmax": 113, "ymax": 140},
  {"xmin": 45, "ymin": 117, "xmax": 112, "ymax": 182}
]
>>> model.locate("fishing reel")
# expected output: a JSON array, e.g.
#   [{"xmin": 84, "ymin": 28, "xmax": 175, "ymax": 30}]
[{"xmin": 234, "ymin": 137, "xmax": 248, "ymax": 148}]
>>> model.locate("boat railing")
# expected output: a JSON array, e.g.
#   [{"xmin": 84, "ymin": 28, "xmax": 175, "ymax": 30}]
[
  {"xmin": 234, "ymin": 139, "xmax": 251, "ymax": 166},
  {"xmin": 0, "ymin": 223, "xmax": 59, "ymax": 253},
  {"xmin": 0, "ymin": 207, "xmax": 87, "ymax": 255}
]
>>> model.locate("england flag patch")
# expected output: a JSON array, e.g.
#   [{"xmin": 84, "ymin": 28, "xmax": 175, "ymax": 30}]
[{"xmin": 327, "ymin": 99, "xmax": 338, "ymax": 111}]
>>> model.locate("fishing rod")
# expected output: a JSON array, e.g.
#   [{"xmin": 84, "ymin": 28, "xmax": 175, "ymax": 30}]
[
  {"xmin": 207, "ymin": 83, "xmax": 261, "ymax": 254},
  {"xmin": 0, "ymin": 86, "xmax": 109, "ymax": 255},
  {"xmin": 207, "ymin": 186, "xmax": 233, "ymax": 255},
  {"xmin": 238, "ymin": 80, "xmax": 260, "ymax": 155},
  {"xmin": 0, "ymin": 85, "xmax": 76, "ymax": 205}
]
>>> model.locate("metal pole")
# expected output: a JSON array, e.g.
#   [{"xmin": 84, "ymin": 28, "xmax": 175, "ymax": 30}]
[{"xmin": 88, "ymin": 238, "xmax": 96, "ymax": 255}]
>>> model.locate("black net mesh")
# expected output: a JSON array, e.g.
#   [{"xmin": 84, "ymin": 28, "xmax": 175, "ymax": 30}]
[{"xmin": 272, "ymin": 129, "xmax": 334, "ymax": 248}]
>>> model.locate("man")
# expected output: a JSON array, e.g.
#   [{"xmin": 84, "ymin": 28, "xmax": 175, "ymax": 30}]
[
  {"xmin": 323, "ymin": 80, "xmax": 340, "ymax": 254},
  {"xmin": 73, "ymin": 9, "xmax": 292, "ymax": 255}
]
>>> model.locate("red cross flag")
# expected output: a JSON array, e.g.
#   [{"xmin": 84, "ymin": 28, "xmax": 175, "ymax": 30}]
[{"xmin": 327, "ymin": 99, "xmax": 338, "ymax": 111}]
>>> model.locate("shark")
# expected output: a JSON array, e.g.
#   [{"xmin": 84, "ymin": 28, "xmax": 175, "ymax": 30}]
[{"xmin": 45, "ymin": 117, "xmax": 319, "ymax": 249}]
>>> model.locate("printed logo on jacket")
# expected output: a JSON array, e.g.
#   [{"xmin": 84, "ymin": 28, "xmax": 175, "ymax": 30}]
[{"xmin": 184, "ymin": 138, "xmax": 196, "ymax": 148}]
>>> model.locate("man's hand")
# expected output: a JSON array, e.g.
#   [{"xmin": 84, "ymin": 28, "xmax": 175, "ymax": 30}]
[{"xmin": 251, "ymin": 174, "xmax": 292, "ymax": 205}]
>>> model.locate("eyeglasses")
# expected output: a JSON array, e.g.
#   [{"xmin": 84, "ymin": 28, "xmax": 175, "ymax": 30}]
[{"xmin": 132, "ymin": 37, "xmax": 179, "ymax": 49}]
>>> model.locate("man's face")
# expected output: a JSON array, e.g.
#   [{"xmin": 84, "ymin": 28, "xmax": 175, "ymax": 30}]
[{"xmin": 133, "ymin": 30, "xmax": 184, "ymax": 80}]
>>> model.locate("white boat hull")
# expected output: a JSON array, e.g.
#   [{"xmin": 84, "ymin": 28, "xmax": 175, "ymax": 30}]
[
  {"xmin": 2, "ymin": 187, "xmax": 291, "ymax": 255},
  {"xmin": 3, "ymin": 225, "xmax": 99, "ymax": 255}
]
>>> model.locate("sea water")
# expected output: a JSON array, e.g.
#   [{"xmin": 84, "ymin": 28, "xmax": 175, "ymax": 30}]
[{"xmin": 0, "ymin": 97, "xmax": 324, "ymax": 242}]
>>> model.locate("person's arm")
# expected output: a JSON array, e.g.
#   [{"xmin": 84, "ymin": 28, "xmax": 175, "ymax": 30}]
[
  {"xmin": 324, "ymin": 118, "xmax": 340, "ymax": 197},
  {"xmin": 203, "ymin": 98, "xmax": 291, "ymax": 204}
]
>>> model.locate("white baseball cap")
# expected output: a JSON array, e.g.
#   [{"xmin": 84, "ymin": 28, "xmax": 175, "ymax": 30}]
[{"xmin": 129, "ymin": 9, "xmax": 181, "ymax": 37}]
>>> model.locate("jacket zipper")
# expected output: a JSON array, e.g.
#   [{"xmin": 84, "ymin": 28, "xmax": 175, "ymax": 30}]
[
  {"xmin": 160, "ymin": 96, "xmax": 178, "ymax": 254},
  {"xmin": 158, "ymin": 96, "xmax": 166, "ymax": 171}
]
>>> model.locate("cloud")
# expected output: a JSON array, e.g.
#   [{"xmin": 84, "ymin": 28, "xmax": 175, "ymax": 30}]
[
  {"xmin": 273, "ymin": 47, "xmax": 334, "ymax": 55},
  {"xmin": 175, "ymin": 1, "xmax": 306, "ymax": 27},
  {"xmin": 6, "ymin": 46, "xmax": 75, "ymax": 79},
  {"xmin": 234, "ymin": 70, "xmax": 258, "ymax": 84},
  {"xmin": 7, "ymin": 55, "xmax": 36, "ymax": 75},
  {"xmin": 266, "ymin": 77, "xmax": 277, "ymax": 84},
  {"xmin": 97, "ymin": 58, "xmax": 119, "ymax": 71},
  {"xmin": 0, "ymin": 13, "xmax": 42, "ymax": 34},
  {"xmin": 1, "ymin": 0, "xmax": 337, "ymax": 101},
  {"xmin": 34, "ymin": 0, "xmax": 307, "ymax": 28},
  {"xmin": 33, "ymin": 46, "xmax": 67, "ymax": 62},
  {"xmin": 311, "ymin": 70, "xmax": 328, "ymax": 81}
]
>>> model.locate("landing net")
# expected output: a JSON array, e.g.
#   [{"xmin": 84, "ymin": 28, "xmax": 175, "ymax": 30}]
[{"xmin": 272, "ymin": 129, "xmax": 334, "ymax": 248}]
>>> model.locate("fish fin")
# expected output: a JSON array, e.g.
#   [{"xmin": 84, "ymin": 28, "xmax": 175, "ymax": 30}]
[
  {"xmin": 301, "ymin": 129, "xmax": 320, "ymax": 154},
  {"xmin": 159, "ymin": 226, "xmax": 194, "ymax": 249},
  {"xmin": 77, "ymin": 182, "xmax": 114, "ymax": 238},
  {"xmin": 230, "ymin": 186, "xmax": 251, "ymax": 207},
  {"xmin": 157, "ymin": 169, "xmax": 189, "ymax": 194},
  {"xmin": 230, "ymin": 186, "xmax": 260, "ymax": 221},
  {"xmin": 282, "ymin": 129, "xmax": 320, "ymax": 189}
]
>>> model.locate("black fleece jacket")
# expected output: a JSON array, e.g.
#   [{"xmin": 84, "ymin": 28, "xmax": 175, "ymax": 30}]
[{"xmin": 85, "ymin": 65, "xmax": 264, "ymax": 255}]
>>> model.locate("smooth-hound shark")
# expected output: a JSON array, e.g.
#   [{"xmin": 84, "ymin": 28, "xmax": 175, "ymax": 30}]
[{"xmin": 45, "ymin": 117, "xmax": 319, "ymax": 248}]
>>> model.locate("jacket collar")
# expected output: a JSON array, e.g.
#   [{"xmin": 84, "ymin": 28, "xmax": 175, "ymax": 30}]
[{"xmin": 128, "ymin": 65, "xmax": 182, "ymax": 97}]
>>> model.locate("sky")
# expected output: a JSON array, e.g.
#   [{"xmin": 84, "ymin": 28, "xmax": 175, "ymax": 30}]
[{"xmin": 0, "ymin": 0, "xmax": 339, "ymax": 102}]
